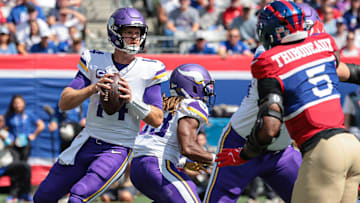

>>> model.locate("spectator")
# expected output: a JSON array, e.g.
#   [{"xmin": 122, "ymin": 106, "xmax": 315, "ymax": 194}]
[
  {"xmin": 198, "ymin": 0, "xmax": 223, "ymax": 31},
  {"xmin": 343, "ymin": 88, "xmax": 360, "ymax": 140},
  {"xmin": 165, "ymin": 0, "xmax": 200, "ymax": 37},
  {"xmin": 317, "ymin": 0, "xmax": 341, "ymax": 21},
  {"xmin": 48, "ymin": 99, "xmax": 88, "ymax": 152},
  {"xmin": 50, "ymin": 7, "xmax": 86, "ymax": 46},
  {"xmin": 7, "ymin": 0, "xmax": 46, "ymax": 33},
  {"xmin": 222, "ymin": 0, "xmax": 243, "ymax": 29},
  {"xmin": 61, "ymin": 25, "xmax": 85, "ymax": 53},
  {"xmin": 48, "ymin": 0, "xmax": 84, "ymax": 21},
  {"xmin": 323, "ymin": 5, "xmax": 337, "ymax": 36},
  {"xmin": 156, "ymin": 0, "xmax": 179, "ymax": 33},
  {"xmin": 343, "ymin": 0, "xmax": 360, "ymax": 31},
  {"xmin": 190, "ymin": 0, "xmax": 207, "ymax": 10},
  {"xmin": 29, "ymin": 26, "xmax": 58, "ymax": 53},
  {"xmin": 0, "ymin": 7, "xmax": 7, "ymax": 25},
  {"xmin": 340, "ymin": 31, "xmax": 360, "ymax": 57},
  {"xmin": 15, "ymin": 3, "xmax": 48, "ymax": 54},
  {"xmin": 5, "ymin": 94, "xmax": 45, "ymax": 161},
  {"xmin": 34, "ymin": 0, "xmax": 56, "ymax": 15},
  {"xmin": 188, "ymin": 32, "xmax": 217, "ymax": 54},
  {"xmin": 230, "ymin": 1, "xmax": 258, "ymax": 50},
  {"xmin": 0, "ymin": 26, "xmax": 17, "ymax": 54},
  {"xmin": 25, "ymin": 20, "xmax": 42, "ymax": 49},
  {"xmin": 0, "ymin": 114, "xmax": 33, "ymax": 203},
  {"xmin": 218, "ymin": 28, "xmax": 252, "ymax": 59},
  {"xmin": 100, "ymin": 163, "xmax": 137, "ymax": 203},
  {"xmin": 334, "ymin": 17, "xmax": 348, "ymax": 49},
  {"xmin": 66, "ymin": 38, "xmax": 83, "ymax": 53}
]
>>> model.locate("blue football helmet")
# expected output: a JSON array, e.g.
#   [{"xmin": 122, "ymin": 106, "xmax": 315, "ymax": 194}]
[
  {"xmin": 170, "ymin": 64, "xmax": 215, "ymax": 106},
  {"xmin": 107, "ymin": 8, "xmax": 148, "ymax": 54},
  {"xmin": 257, "ymin": 0, "xmax": 308, "ymax": 50}
]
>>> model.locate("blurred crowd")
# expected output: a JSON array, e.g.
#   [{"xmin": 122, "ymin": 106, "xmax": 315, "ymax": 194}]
[
  {"xmin": 0, "ymin": 0, "xmax": 86, "ymax": 54},
  {"xmin": 140, "ymin": 0, "xmax": 360, "ymax": 56},
  {"xmin": 1, "ymin": 0, "xmax": 360, "ymax": 57}
]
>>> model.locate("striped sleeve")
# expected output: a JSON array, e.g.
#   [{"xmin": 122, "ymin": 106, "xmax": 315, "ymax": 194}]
[
  {"xmin": 77, "ymin": 49, "xmax": 91, "ymax": 79},
  {"xmin": 148, "ymin": 61, "xmax": 168, "ymax": 87},
  {"xmin": 180, "ymin": 99, "xmax": 209, "ymax": 125}
]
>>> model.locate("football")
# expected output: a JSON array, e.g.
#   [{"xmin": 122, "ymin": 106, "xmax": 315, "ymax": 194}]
[{"xmin": 100, "ymin": 73, "xmax": 126, "ymax": 115}]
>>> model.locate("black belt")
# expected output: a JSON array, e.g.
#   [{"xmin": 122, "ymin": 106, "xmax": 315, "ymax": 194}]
[{"xmin": 300, "ymin": 128, "xmax": 349, "ymax": 155}]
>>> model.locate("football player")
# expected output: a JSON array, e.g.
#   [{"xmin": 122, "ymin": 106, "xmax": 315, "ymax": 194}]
[
  {"xmin": 33, "ymin": 8, "xmax": 168, "ymax": 203},
  {"xmin": 216, "ymin": 1, "xmax": 360, "ymax": 203},
  {"xmin": 203, "ymin": 2, "xmax": 323, "ymax": 203},
  {"xmin": 130, "ymin": 64, "xmax": 216, "ymax": 203}
]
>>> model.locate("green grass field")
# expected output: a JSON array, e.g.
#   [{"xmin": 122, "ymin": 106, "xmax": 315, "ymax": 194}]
[{"xmin": 0, "ymin": 193, "xmax": 269, "ymax": 203}]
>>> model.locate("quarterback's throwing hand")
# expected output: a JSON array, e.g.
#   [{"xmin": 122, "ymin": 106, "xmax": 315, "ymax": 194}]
[{"xmin": 215, "ymin": 148, "xmax": 248, "ymax": 167}]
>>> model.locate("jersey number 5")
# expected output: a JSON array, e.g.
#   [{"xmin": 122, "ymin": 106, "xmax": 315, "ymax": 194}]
[{"xmin": 305, "ymin": 64, "xmax": 333, "ymax": 97}]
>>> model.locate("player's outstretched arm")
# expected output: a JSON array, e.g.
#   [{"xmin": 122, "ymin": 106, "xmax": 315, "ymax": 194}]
[
  {"xmin": 337, "ymin": 62, "xmax": 360, "ymax": 84},
  {"xmin": 177, "ymin": 117, "xmax": 215, "ymax": 165},
  {"xmin": 240, "ymin": 78, "xmax": 283, "ymax": 160}
]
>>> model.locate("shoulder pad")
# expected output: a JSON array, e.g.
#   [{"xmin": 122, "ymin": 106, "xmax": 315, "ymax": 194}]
[
  {"xmin": 142, "ymin": 58, "xmax": 168, "ymax": 86},
  {"xmin": 180, "ymin": 99, "xmax": 209, "ymax": 125},
  {"xmin": 77, "ymin": 49, "xmax": 91, "ymax": 73}
]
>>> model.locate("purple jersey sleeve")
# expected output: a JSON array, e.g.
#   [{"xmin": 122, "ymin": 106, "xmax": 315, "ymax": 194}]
[
  {"xmin": 68, "ymin": 71, "xmax": 91, "ymax": 89},
  {"xmin": 143, "ymin": 84, "xmax": 163, "ymax": 109}
]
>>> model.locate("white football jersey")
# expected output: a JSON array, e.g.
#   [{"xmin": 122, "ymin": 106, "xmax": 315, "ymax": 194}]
[
  {"xmin": 230, "ymin": 79, "xmax": 292, "ymax": 151},
  {"xmin": 133, "ymin": 98, "xmax": 209, "ymax": 164},
  {"xmin": 77, "ymin": 49, "xmax": 168, "ymax": 148}
]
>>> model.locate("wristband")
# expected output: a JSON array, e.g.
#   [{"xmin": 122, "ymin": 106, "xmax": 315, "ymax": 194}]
[
  {"xmin": 211, "ymin": 153, "xmax": 216, "ymax": 163},
  {"xmin": 128, "ymin": 98, "xmax": 151, "ymax": 120}
]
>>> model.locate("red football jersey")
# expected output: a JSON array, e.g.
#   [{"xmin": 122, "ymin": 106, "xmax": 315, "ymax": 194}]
[
  {"xmin": 251, "ymin": 33, "xmax": 345, "ymax": 147},
  {"xmin": 308, "ymin": 20, "xmax": 325, "ymax": 36}
]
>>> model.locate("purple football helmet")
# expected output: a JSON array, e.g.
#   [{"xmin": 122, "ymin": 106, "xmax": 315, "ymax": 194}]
[
  {"xmin": 296, "ymin": 3, "xmax": 321, "ymax": 30},
  {"xmin": 170, "ymin": 64, "xmax": 215, "ymax": 106},
  {"xmin": 107, "ymin": 8, "xmax": 148, "ymax": 54}
]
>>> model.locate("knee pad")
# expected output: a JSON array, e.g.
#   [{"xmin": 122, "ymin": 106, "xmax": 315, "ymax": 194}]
[
  {"xmin": 70, "ymin": 173, "xmax": 100, "ymax": 197},
  {"xmin": 68, "ymin": 194, "xmax": 85, "ymax": 203}
]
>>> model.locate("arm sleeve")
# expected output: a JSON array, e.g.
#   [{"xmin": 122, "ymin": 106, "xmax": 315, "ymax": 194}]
[
  {"xmin": 257, "ymin": 78, "xmax": 283, "ymax": 100},
  {"xmin": 143, "ymin": 84, "xmax": 163, "ymax": 109},
  {"xmin": 68, "ymin": 71, "xmax": 91, "ymax": 89}
]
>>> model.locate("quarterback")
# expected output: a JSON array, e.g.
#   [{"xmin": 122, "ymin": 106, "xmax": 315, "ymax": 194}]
[{"xmin": 34, "ymin": 8, "xmax": 168, "ymax": 203}]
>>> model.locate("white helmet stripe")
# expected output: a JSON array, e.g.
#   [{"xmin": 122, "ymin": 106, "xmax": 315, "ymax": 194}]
[{"xmin": 178, "ymin": 69, "xmax": 204, "ymax": 84}]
